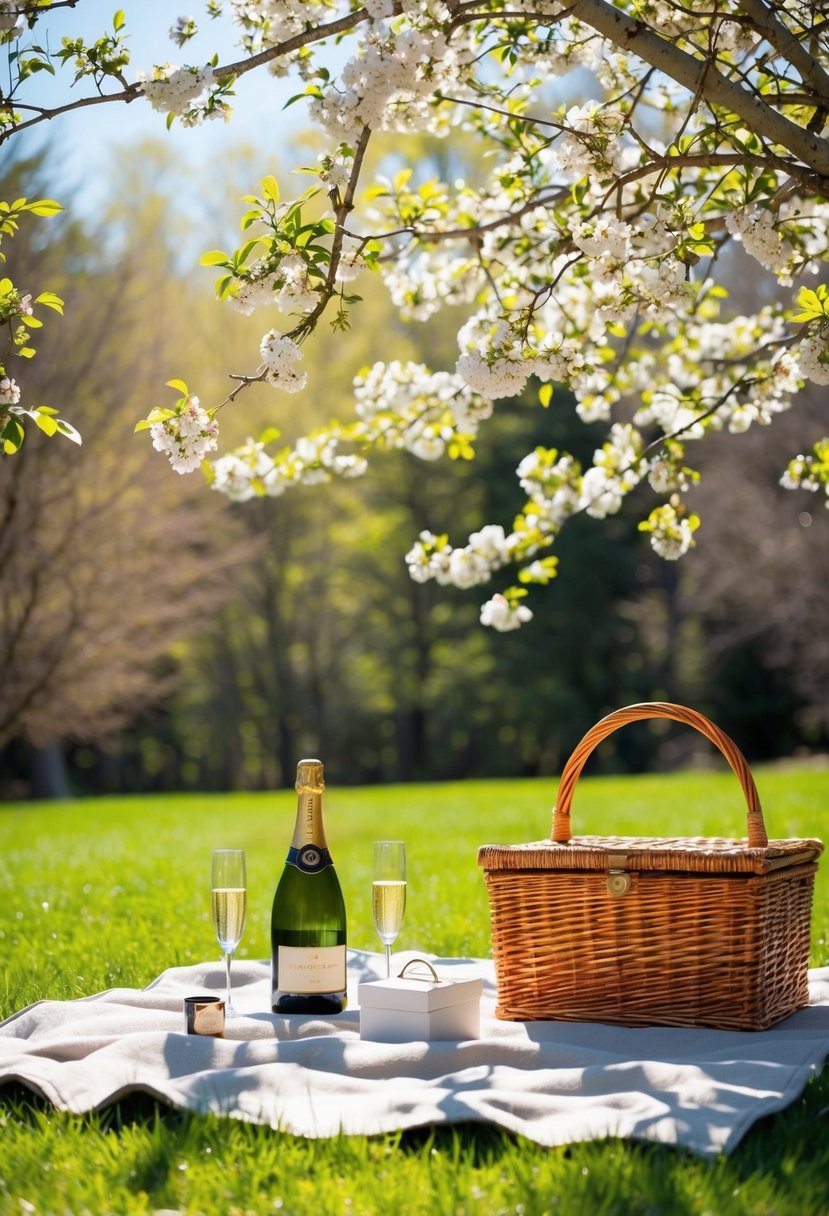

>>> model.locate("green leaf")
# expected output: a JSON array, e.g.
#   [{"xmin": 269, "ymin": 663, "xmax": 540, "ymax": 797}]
[
  {"xmin": 26, "ymin": 59, "xmax": 56, "ymax": 76},
  {"xmin": 1, "ymin": 416, "xmax": 24, "ymax": 453},
  {"xmin": 538, "ymin": 383, "xmax": 553, "ymax": 407},
  {"xmin": 165, "ymin": 378, "xmax": 189, "ymax": 396},
  {"xmin": 33, "ymin": 411, "xmax": 58, "ymax": 436},
  {"xmin": 789, "ymin": 284, "xmax": 829, "ymax": 322},
  {"xmin": 24, "ymin": 199, "xmax": 62, "ymax": 216},
  {"xmin": 143, "ymin": 407, "xmax": 176, "ymax": 426},
  {"xmin": 236, "ymin": 239, "xmax": 261, "ymax": 265},
  {"xmin": 34, "ymin": 291, "xmax": 64, "ymax": 313},
  {"xmin": 283, "ymin": 92, "xmax": 310, "ymax": 109},
  {"xmin": 199, "ymin": 249, "xmax": 230, "ymax": 266},
  {"xmin": 113, "ymin": 9, "xmax": 126, "ymax": 31},
  {"xmin": 262, "ymin": 175, "xmax": 280, "ymax": 203},
  {"xmin": 259, "ymin": 426, "xmax": 281, "ymax": 445}
]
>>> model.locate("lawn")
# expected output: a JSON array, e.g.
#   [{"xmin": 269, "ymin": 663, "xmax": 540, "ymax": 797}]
[{"xmin": 1, "ymin": 766, "xmax": 828, "ymax": 1215}]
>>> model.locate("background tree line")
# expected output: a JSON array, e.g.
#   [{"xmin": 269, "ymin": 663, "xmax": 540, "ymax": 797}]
[{"xmin": 0, "ymin": 139, "xmax": 826, "ymax": 800}]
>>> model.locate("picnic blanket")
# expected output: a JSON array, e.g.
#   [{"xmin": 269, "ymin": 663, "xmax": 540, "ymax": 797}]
[{"xmin": 2, "ymin": 950, "xmax": 828, "ymax": 1157}]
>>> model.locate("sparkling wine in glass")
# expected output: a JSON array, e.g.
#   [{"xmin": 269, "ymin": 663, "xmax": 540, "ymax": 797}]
[
  {"xmin": 373, "ymin": 840, "xmax": 406, "ymax": 979},
  {"xmin": 211, "ymin": 849, "xmax": 247, "ymax": 1018}
]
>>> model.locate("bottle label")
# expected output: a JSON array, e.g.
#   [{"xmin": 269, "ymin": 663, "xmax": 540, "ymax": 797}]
[
  {"xmin": 277, "ymin": 944, "xmax": 346, "ymax": 993},
  {"xmin": 287, "ymin": 845, "xmax": 333, "ymax": 874}
]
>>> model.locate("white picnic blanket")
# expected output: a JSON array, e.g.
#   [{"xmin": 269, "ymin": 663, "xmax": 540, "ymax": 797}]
[{"xmin": 1, "ymin": 950, "xmax": 828, "ymax": 1157}]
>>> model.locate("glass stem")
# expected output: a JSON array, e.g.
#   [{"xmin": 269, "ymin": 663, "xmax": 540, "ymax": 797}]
[
  {"xmin": 224, "ymin": 950, "xmax": 233, "ymax": 1008},
  {"xmin": 385, "ymin": 943, "xmax": 392, "ymax": 979}
]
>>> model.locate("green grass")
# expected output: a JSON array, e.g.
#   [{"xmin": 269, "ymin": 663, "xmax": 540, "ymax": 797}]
[{"xmin": 1, "ymin": 767, "xmax": 828, "ymax": 1215}]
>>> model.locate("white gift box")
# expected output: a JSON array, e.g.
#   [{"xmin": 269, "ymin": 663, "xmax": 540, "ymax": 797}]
[{"xmin": 358, "ymin": 959, "xmax": 482, "ymax": 1042}]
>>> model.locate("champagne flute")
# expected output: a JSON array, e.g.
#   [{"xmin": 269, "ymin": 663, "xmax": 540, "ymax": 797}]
[
  {"xmin": 373, "ymin": 840, "xmax": 406, "ymax": 979},
  {"xmin": 211, "ymin": 849, "xmax": 247, "ymax": 1018}
]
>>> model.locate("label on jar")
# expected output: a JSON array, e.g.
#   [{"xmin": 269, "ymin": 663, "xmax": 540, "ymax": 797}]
[
  {"xmin": 277, "ymin": 944, "xmax": 346, "ymax": 993},
  {"xmin": 183, "ymin": 996, "xmax": 225, "ymax": 1036}
]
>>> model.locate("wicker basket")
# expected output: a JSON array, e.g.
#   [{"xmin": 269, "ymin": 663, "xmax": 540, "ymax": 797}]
[{"xmin": 478, "ymin": 702, "xmax": 823, "ymax": 1031}]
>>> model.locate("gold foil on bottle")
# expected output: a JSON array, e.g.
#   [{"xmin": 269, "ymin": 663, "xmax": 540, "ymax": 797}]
[{"xmin": 296, "ymin": 758, "xmax": 324, "ymax": 791}]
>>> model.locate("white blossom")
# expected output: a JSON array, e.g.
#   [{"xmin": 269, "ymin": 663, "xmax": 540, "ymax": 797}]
[
  {"xmin": 151, "ymin": 396, "xmax": 218, "ymax": 474},
  {"xmin": 364, "ymin": 0, "xmax": 396, "ymax": 20},
  {"xmin": 353, "ymin": 360, "xmax": 492, "ymax": 459},
  {"xmin": 579, "ymin": 466, "xmax": 625, "ymax": 518},
  {"xmin": 726, "ymin": 207, "xmax": 793, "ymax": 279},
  {"xmin": 405, "ymin": 530, "xmax": 452, "ymax": 584},
  {"xmin": 259, "ymin": 331, "xmax": 308, "ymax": 392},
  {"xmin": 572, "ymin": 216, "xmax": 632, "ymax": 264},
  {"xmin": 480, "ymin": 593, "xmax": 533, "ymax": 631},
  {"xmin": 0, "ymin": 376, "xmax": 21, "ymax": 405},
  {"xmin": 136, "ymin": 63, "xmax": 214, "ymax": 116},
  {"xmin": 780, "ymin": 444, "xmax": 829, "ymax": 509},
  {"xmin": 334, "ymin": 249, "xmax": 367, "ymax": 283},
  {"xmin": 640, "ymin": 503, "xmax": 700, "ymax": 559},
  {"xmin": 797, "ymin": 330, "xmax": 829, "ymax": 386},
  {"xmin": 456, "ymin": 352, "xmax": 529, "ymax": 398},
  {"xmin": 448, "ymin": 547, "xmax": 490, "ymax": 588}
]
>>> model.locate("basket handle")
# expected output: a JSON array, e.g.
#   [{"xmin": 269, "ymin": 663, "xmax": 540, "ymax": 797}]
[{"xmin": 551, "ymin": 702, "xmax": 768, "ymax": 848}]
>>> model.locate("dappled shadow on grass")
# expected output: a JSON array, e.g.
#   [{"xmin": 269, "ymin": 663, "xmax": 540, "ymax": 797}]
[{"xmin": 725, "ymin": 1063, "xmax": 829, "ymax": 1171}]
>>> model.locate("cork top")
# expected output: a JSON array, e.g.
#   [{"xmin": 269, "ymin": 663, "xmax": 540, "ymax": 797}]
[{"xmin": 295, "ymin": 758, "xmax": 325, "ymax": 791}]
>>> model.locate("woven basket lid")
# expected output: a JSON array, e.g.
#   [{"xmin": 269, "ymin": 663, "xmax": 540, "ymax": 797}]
[{"xmin": 478, "ymin": 835, "xmax": 824, "ymax": 876}]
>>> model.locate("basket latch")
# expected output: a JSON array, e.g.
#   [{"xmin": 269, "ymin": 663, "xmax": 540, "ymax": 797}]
[{"xmin": 606, "ymin": 852, "xmax": 631, "ymax": 896}]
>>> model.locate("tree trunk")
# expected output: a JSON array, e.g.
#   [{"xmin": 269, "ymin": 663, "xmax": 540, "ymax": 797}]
[{"xmin": 29, "ymin": 741, "xmax": 72, "ymax": 800}]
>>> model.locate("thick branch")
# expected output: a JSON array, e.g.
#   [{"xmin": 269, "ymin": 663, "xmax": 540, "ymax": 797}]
[
  {"xmin": 740, "ymin": 0, "xmax": 829, "ymax": 101},
  {"xmin": 454, "ymin": 1, "xmax": 829, "ymax": 176},
  {"xmin": 565, "ymin": 0, "xmax": 829, "ymax": 177},
  {"xmin": 213, "ymin": 9, "xmax": 369, "ymax": 81},
  {"xmin": 608, "ymin": 149, "xmax": 821, "ymax": 193}
]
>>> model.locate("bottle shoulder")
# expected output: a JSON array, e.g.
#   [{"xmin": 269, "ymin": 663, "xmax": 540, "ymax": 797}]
[{"xmin": 272, "ymin": 863, "xmax": 346, "ymax": 922}]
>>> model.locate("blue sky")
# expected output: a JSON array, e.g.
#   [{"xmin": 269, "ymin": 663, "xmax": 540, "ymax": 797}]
[{"xmin": 12, "ymin": 1, "xmax": 305, "ymax": 213}]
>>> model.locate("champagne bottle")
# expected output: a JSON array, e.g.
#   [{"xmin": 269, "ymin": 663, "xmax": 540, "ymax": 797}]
[{"xmin": 271, "ymin": 758, "xmax": 348, "ymax": 1014}]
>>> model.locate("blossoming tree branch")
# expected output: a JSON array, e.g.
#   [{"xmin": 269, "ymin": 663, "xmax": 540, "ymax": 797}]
[{"xmin": 2, "ymin": 1, "xmax": 828, "ymax": 629}]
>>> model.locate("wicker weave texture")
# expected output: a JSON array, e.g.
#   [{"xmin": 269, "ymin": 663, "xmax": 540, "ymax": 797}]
[
  {"xmin": 478, "ymin": 702, "xmax": 823, "ymax": 1030},
  {"xmin": 484, "ymin": 862, "xmax": 817, "ymax": 1029}
]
